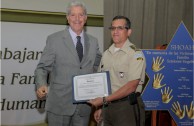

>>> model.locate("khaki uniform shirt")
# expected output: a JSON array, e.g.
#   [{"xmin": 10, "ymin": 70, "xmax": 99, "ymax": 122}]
[{"xmin": 99, "ymin": 40, "xmax": 146, "ymax": 93}]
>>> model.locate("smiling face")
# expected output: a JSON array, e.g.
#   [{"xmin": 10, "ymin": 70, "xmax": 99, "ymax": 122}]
[
  {"xmin": 67, "ymin": 6, "xmax": 87, "ymax": 35},
  {"xmin": 111, "ymin": 19, "xmax": 132, "ymax": 48}
]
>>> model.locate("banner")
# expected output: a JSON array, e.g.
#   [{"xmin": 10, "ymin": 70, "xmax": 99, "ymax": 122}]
[{"xmin": 142, "ymin": 22, "xmax": 194, "ymax": 126}]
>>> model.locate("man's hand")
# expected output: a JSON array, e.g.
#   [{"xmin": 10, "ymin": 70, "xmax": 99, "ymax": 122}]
[
  {"xmin": 171, "ymin": 101, "xmax": 185, "ymax": 119},
  {"xmin": 161, "ymin": 87, "xmax": 173, "ymax": 103},
  {"xmin": 185, "ymin": 101, "xmax": 194, "ymax": 119},
  {"xmin": 153, "ymin": 73, "xmax": 166, "ymax": 89},
  {"xmin": 36, "ymin": 85, "xmax": 48, "ymax": 98},
  {"xmin": 94, "ymin": 109, "xmax": 103, "ymax": 123},
  {"xmin": 152, "ymin": 56, "xmax": 165, "ymax": 72}
]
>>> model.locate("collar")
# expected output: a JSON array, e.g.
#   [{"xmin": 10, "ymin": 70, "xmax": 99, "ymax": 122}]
[
  {"xmin": 108, "ymin": 39, "xmax": 134, "ymax": 54},
  {"xmin": 69, "ymin": 27, "xmax": 84, "ymax": 40}
]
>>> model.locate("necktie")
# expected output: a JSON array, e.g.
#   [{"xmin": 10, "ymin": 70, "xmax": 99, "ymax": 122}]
[{"xmin": 76, "ymin": 36, "xmax": 83, "ymax": 62}]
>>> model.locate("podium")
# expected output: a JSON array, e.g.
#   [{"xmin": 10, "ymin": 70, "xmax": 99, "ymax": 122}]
[{"xmin": 151, "ymin": 110, "xmax": 176, "ymax": 126}]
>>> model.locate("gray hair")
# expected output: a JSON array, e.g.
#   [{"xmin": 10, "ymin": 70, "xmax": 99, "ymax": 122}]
[{"xmin": 66, "ymin": 1, "xmax": 87, "ymax": 15}]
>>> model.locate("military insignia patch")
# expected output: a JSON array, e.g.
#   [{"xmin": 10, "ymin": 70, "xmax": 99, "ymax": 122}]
[
  {"xmin": 137, "ymin": 57, "xmax": 144, "ymax": 60},
  {"xmin": 134, "ymin": 53, "xmax": 143, "ymax": 60}
]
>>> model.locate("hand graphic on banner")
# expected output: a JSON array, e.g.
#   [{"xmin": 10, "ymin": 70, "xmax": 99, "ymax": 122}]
[
  {"xmin": 152, "ymin": 56, "xmax": 165, "ymax": 72},
  {"xmin": 171, "ymin": 101, "xmax": 185, "ymax": 119},
  {"xmin": 153, "ymin": 73, "xmax": 166, "ymax": 89},
  {"xmin": 161, "ymin": 87, "xmax": 173, "ymax": 103},
  {"xmin": 185, "ymin": 101, "xmax": 194, "ymax": 119}
]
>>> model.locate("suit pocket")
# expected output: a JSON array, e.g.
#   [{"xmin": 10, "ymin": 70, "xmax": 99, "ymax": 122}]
[{"xmin": 78, "ymin": 104, "xmax": 91, "ymax": 116}]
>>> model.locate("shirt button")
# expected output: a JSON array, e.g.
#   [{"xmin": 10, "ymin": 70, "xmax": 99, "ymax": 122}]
[{"xmin": 80, "ymin": 67, "xmax": 82, "ymax": 69}]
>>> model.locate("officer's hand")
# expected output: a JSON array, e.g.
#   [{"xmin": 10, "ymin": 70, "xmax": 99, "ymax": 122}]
[
  {"xmin": 36, "ymin": 85, "xmax": 48, "ymax": 98},
  {"xmin": 153, "ymin": 73, "xmax": 166, "ymax": 89},
  {"xmin": 161, "ymin": 87, "xmax": 173, "ymax": 103},
  {"xmin": 185, "ymin": 101, "xmax": 194, "ymax": 119},
  {"xmin": 171, "ymin": 101, "xmax": 185, "ymax": 119},
  {"xmin": 152, "ymin": 56, "xmax": 165, "ymax": 72},
  {"xmin": 88, "ymin": 97, "xmax": 103, "ymax": 108},
  {"xmin": 94, "ymin": 109, "xmax": 103, "ymax": 123}
]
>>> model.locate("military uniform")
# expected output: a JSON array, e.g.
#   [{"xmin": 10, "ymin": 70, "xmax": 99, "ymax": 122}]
[{"xmin": 99, "ymin": 39, "xmax": 146, "ymax": 126}]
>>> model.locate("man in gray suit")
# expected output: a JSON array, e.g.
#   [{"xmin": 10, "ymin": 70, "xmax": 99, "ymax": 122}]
[{"xmin": 34, "ymin": 1, "xmax": 102, "ymax": 126}]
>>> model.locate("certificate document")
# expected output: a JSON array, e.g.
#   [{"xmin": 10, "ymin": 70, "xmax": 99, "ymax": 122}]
[{"xmin": 73, "ymin": 71, "xmax": 111, "ymax": 103}]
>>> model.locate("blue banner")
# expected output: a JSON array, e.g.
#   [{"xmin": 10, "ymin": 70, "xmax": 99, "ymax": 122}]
[{"xmin": 142, "ymin": 22, "xmax": 194, "ymax": 125}]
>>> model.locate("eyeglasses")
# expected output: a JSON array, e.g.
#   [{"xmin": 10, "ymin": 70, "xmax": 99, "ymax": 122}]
[{"xmin": 109, "ymin": 26, "xmax": 129, "ymax": 31}]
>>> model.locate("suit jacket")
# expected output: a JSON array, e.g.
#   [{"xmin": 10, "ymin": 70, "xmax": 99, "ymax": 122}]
[{"xmin": 35, "ymin": 27, "xmax": 102, "ymax": 116}]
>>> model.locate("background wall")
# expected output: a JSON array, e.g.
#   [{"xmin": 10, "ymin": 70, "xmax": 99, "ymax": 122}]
[{"xmin": 1, "ymin": 0, "xmax": 103, "ymax": 15}]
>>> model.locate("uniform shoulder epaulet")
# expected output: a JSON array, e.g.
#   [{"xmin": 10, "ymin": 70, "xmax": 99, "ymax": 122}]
[{"xmin": 130, "ymin": 45, "xmax": 141, "ymax": 52}]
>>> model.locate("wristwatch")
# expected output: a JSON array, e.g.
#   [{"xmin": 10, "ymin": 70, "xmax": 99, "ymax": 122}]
[{"xmin": 103, "ymin": 97, "xmax": 109, "ymax": 106}]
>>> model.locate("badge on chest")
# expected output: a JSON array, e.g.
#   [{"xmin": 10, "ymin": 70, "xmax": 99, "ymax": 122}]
[{"xmin": 119, "ymin": 72, "xmax": 124, "ymax": 78}]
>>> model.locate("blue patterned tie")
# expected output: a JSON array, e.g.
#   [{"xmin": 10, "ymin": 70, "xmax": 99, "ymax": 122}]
[{"xmin": 76, "ymin": 36, "xmax": 83, "ymax": 62}]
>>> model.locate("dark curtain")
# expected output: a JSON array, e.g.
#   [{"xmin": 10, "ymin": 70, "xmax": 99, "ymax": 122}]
[{"xmin": 104, "ymin": 0, "xmax": 193, "ymax": 50}]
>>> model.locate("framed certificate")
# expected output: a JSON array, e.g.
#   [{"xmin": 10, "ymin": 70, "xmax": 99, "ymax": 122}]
[{"xmin": 72, "ymin": 71, "xmax": 111, "ymax": 103}]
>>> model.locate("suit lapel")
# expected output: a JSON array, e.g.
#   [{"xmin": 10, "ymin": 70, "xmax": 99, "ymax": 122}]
[
  {"xmin": 81, "ymin": 33, "xmax": 90, "ymax": 63},
  {"xmin": 62, "ymin": 27, "xmax": 90, "ymax": 63},
  {"xmin": 63, "ymin": 28, "xmax": 80, "ymax": 62}
]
